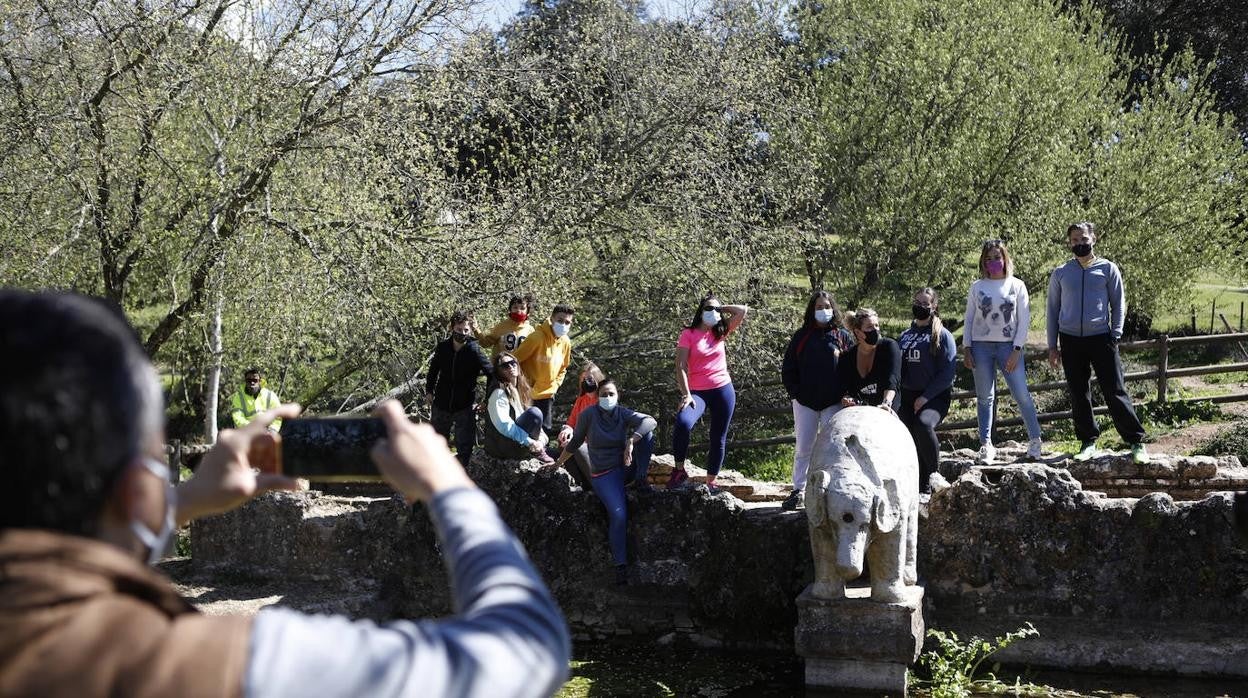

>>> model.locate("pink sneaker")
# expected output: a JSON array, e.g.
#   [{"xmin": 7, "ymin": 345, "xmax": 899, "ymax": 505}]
[
  {"xmin": 666, "ymin": 467, "xmax": 689, "ymax": 490},
  {"xmin": 535, "ymin": 449, "xmax": 555, "ymax": 465}
]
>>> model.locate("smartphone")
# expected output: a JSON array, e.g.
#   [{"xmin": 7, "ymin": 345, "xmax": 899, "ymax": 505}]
[{"xmin": 253, "ymin": 417, "xmax": 387, "ymax": 481}]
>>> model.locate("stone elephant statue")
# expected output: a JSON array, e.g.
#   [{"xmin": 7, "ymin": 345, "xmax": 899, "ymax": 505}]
[{"xmin": 805, "ymin": 406, "xmax": 919, "ymax": 602}]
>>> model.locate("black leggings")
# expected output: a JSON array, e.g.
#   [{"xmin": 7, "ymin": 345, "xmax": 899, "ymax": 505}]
[{"xmin": 897, "ymin": 388, "xmax": 951, "ymax": 493}]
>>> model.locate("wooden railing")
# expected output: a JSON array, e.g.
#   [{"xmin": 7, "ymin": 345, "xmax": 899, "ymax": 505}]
[{"xmin": 697, "ymin": 332, "xmax": 1248, "ymax": 450}]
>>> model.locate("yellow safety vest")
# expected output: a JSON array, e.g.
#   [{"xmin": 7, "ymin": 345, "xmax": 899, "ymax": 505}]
[{"xmin": 229, "ymin": 387, "xmax": 282, "ymax": 429}]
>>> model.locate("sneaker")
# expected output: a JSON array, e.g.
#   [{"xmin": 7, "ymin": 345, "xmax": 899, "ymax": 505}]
[
  {"xmin": 783, "ymin": 489, "xmax": 803, "ymax": 511},
  {"xmin": 781, "ymin": 489, "xmax": 804, "ymax": 511},
  {"xmin": 705, "ymin": 481, "xmax": 723, "ymax": 495},
  {"xmin": 1026, "ymin": 438, "xmax": 1044, "ymax": 460},
  {"xmin": 666, "ymin": 467, "xmax": 689, "ymax": 490},
  {"xmin": 534, "ymin": 449, "xmax": 555, "ymax": 465},
  {"xmin": 1130, "ymin": 443, "xmax": 1150, "ymax": 464},
  {"xmin": 977, "ymin": 444, "xmax": 996, "ymax": 464},
  {"xmin": 1072, "ymin": 441, "xmax": 1098, "ymax": 462}
]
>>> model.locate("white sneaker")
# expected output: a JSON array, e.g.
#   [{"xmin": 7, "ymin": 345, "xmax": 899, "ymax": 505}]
[
  {"xmin": 978, "ymin": 443, "xmax": 996, "ymax": 464},
  {"xmin": 1027, "ymin": 438, "xmax": 1044, "ymax": 460}
]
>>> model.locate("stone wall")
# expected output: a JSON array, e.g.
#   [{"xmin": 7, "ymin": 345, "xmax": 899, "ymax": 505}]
[{"xmin": 190, "ymin": 450, "xmax": 1248, "ymax": 676}]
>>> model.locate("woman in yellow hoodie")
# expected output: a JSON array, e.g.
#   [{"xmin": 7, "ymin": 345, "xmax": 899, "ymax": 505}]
[{"xmin": 512, "ymin": 303, "xmax": 575, "ymax": 430}]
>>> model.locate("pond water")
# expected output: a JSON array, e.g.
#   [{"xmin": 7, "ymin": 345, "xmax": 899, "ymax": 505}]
[{"xmin": 557, "ymin": 642, "xmax": 1248, "ymax": 697}]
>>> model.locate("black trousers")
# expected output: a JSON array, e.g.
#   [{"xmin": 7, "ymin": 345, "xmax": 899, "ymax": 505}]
[
  {"xmin": 1058, "ymin": 332, "xmax": 1145, "ymax": 444},
  {"xmin": 431, "ymin": 405, "xmax": 477, "ymax": 467},
  {"xmin": 898, "ymin": 388, "xmax": 951, "ymax": 493}
]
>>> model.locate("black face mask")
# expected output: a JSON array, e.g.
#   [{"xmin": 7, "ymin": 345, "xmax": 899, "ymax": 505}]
[
  {"xmin": 862, "ymin": 329, "xmax": 880, "ymax": 346},
  {"xmin": 1071, "ymin": 243, "xmax": 1093, "ymax": 258},
  {"xmin": 912, "ymin": 305, "xmax": 932, "ymax": 321},
  {"xmin": 581, "ymin": 378, "xmax": 598, "ymax": 394},
  {"xmin": 452, "ymin": 331, "xmax": 470, "ymax": 344}
]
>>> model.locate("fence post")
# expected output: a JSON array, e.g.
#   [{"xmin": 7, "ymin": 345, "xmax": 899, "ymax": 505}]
[
  {"xmin": 1210, "ymin": 301, "xmax": 1216, "ymax": 334},
  {"xmin": 1156, "ymin": 335, "xmax": 1169, "ymax": 403},
  {"xmin": 1190, "ymin": 306, "xmax": 1197, "ymax": 333},
  {"xmin": 1240, "ymin": 302, "xmax": 1244, "ymax": 332}
]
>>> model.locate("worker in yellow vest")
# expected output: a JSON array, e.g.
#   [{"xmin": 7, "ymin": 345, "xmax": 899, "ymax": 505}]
[{"xmin": 230, "ymin": 368, "xmax": 282, "ymax": 432}]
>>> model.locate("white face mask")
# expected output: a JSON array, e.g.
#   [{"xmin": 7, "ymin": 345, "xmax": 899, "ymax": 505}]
[
  {"xmin": 702, "ymin": 310, "xmax": 721, "ymax": 326},
  {"xmin": 598, "ymin": 395, "xmax": 618, "ymax": 411},
  {"xmin": 129, "ymin": 457, "xmax": 177, "ymax": 566},
  {"xmin": 814, "ymin": 308, "xmax": 835, "ymax": 325},
  {"xmin": 551, "ymin": 321, "xmax": 571, "ymax": 338}
]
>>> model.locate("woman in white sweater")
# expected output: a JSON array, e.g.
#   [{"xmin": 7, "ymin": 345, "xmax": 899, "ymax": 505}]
[{"xmin": 963, "ymin": 239, "xmax": 1043, "ymax": 463}]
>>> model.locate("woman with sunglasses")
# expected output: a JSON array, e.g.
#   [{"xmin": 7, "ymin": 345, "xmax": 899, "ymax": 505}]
[
  {"xmin": 555, "ymin": 378, "xmax": 657, "ymax": 586},
  {"xmin": 963, "ymin": 239, "xmax": 1044, "ymax": 464},
  {"xmin": 483, "ymin": 351, "xmax": 554, "ymax": 463},
  {"xmin": 669, "ymin": 293, "xmax": 749, "ymax": 492}
]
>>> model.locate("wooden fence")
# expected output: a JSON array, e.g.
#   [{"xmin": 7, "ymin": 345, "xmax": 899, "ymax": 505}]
[{"xmin": 695, "ymin": 331, "xmax": 1248, "ymax": 451}]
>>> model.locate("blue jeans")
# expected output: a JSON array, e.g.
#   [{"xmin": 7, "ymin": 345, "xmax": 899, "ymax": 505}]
[
  {"xmin": 971, "ymin": 341, "xmax": 1041, "ymax": 444},
  {"xmin": 514, "ymin": 407, "xmax": 544, "ymax": 439},
  {"xmin": 589, "ymin": 432, "xmax": 654, "ymax": 565},
  {"xmin": 671, "ymin": 383, "xmax": 736, "ymax": 477}
]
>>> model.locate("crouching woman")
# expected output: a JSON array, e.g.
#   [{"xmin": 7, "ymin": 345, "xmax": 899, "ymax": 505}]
[
  {"xmin": 556, "ymin": 378, "xmax": 656, "ymax": 585},
  {"xmin": 484, "ymin": 351, "xmax": 553, "ymax": 463}
]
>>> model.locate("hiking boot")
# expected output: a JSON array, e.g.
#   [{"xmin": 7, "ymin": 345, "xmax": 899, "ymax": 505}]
[
  {"xmin": 1130, "ymin": 443, "xmax": 1150, "ymax": 465},
  {"xmin": 977, "ymin": 443, "xmax": 996, "ymax": 464},
  {"xmin": 1072, "ymin": 441, "xmax": 1098, "ymax": 462},
  {"xmin": 1026, "ymin": 438, "xmax": 1044, "ymax": 460},
  {"xmin": 666, "ymin": 467, "xmax": 689, "ymax": 490},
  {"xmin": 781, "ymin": 489, "xmax": 804, "ymax": 511}
]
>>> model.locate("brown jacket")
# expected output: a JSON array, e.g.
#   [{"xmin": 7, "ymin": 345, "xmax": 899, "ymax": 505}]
[{"xmin": 0, "ymin": 528, "xmax": 251, "ymax": 698}]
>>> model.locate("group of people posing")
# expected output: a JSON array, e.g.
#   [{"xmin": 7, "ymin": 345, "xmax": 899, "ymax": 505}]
[{"xmin": 424, "ymin": 222, "xmax": 1151, "ymax": 581}]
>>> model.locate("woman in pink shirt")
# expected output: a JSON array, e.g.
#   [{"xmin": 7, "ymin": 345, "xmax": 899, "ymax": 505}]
[{"xmin": 668, "ymin": 294, "xmax": 749, "ymax": 492}]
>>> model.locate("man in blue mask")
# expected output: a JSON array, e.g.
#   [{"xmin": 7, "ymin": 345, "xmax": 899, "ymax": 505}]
[{"xmin": 0, "ymin": 290, "xmax": 569, "ymax": 697}]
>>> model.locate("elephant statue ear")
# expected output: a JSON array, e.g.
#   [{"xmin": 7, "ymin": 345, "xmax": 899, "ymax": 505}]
[
  {"xmin": 873, "ymin": 480, "xmax": 902, "ymax": 534},
  {"xmin": 806, "ymin": 469, "xmax": 830, "ymax": 527}
]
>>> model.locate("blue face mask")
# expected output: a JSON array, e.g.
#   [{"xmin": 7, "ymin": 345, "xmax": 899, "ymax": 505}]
[
  {"xmin": 702, "ymin": 310, "xmax": 721, "ymax": 326},
  {"xmin": 814, "ymin": 308, "xmax": 835, "ymax": 325},
  {"xmin": 129, "ymin": 458, "xmax": 177, "ymax": 566},
  {"xmin": 598, "ymin": 395, "xmax": 618, "ymax": 411}
]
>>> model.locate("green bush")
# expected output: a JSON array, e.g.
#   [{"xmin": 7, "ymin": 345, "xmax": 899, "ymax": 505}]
[{"xmin": 1193, "ymin": 420, "xmax": 1248, "ymax": 462}]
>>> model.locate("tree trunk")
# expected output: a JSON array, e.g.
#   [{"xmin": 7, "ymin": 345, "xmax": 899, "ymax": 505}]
[{"xmin": 203, "ymin": 283, "xmax": 223, "ymax": 442}]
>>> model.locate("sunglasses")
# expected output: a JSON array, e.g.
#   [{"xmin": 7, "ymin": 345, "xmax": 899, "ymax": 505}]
[
  {"xmin": 982, "ymin": 239, "xmax": 1004, "ymax": 248},
  {"xmin": 500, "ymin": 360, "xmax": 518, "ymax": 368},
  {"xmin": 702, "ymin": 305, "xmax": 722, "ymax": 312}
]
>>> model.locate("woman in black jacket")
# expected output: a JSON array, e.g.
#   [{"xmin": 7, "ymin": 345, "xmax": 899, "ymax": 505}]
[
  {"xmin": 425, "ymin": 310, "xmax": 494, "ymax": 466},
  {"xmin": 836, "ymin": 308, "xmax": 901, "ymax": 412},
  {"xmin": 780, "ymin": 291, "xmax": 853, "ymax": 510}
]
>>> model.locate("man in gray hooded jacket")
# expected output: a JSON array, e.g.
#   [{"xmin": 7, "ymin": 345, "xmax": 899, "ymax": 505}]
[{"xmin": 1046, "ymin": 222, "xmax": 1148, "ymax": 464}]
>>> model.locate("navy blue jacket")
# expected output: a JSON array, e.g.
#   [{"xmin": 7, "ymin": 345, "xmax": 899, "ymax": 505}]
[
  {"xmin": 898, "ymin": 323, "xmax": 957, "ymax": 400},
  {"xmin": 781, "ymin": 325, "xmax": 853, "ymax": 411}
]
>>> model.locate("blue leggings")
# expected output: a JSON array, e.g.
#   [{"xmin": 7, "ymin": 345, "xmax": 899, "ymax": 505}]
[
  {"xmin": 671, "ymin": 383, "xmax": 736, "ymax": 477},
  {"xmin": 589, "ymin": 432, "xmax": 654, "ymax": 565}
]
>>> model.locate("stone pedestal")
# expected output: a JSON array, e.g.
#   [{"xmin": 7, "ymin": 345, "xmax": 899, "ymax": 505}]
[{"xmin": 794, "ymin": 585, "xmax": 925, "ymax": 696}]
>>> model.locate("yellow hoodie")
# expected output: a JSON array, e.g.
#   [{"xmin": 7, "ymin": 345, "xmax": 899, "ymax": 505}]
[{"xmin": 511, "ymin": 322, "xmax": 571, "ymax": 400}]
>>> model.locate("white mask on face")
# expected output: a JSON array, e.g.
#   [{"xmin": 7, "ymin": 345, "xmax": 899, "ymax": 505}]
[
  {"xmin": 598, "ymin": 395, "xmax": 618, "ymax": 411},
  {"xmin": 551, "ymin": 321, "xmax": 571, "ymax": 338},
  {"xmin": 702, "ymin": 310, "xmax": 721, "ymax": 326},
  {"xmin": 814, "ymin": 308, "xmax": 835, "ymax": 325},
  {"xmin": 129, "ymin": 457, "xmax": 177, "ymax": 566}
]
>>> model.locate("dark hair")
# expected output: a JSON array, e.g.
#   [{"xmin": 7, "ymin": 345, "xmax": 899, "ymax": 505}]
[
  {"xmin": 508, "ymin": 294, "xmax": 533, "ymax": 313},
  {"xmin": 0, "ymin": 290, "xmax": 162, "ymax": 536},
  {"xmin": 448, "ymin": 310, "xmax": 478, "ymax": 335},
  {"xmin": 596, "ymin": 377, "xmax": 618, "ymax": 395},
  {"xmin": 1067, "ymin": 221, "xmax": 1096, "ymax": 239},
  {"xmin": 551, "ymin": 303, "xmax": 575, "ymax": 317},
  {"xmin": 245, "ymin": 367, "xmax": 262, "ymax": 377},
  {"xmin": 802, "ymin": 290, "xmax": 841, "ymax": 330},
  {"xmin": 687, "ymin": 293, "xmax": 729, "ymax": 340}
]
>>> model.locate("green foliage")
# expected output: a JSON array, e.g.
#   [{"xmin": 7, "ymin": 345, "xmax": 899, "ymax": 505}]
[
  {"xmin": 912, "ymin": 622, "xmax": 1041, "ymax": 698},
  {"xmin": 1193, "ymin": 420, "xmax": 1248, "ymax": 462},
  {"xmin": 730, "ymin": 444, "xmax": 794, "ymax": 483},
  {"xmin": 1135, "ymin": 399, "xmax": 1225, "ymax": 429}
]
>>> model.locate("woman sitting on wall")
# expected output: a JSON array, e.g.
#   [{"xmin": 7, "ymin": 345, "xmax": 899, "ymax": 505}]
[
  {"xmin": 555, "ymin": 378, "xmax": 657, "ymax": 586},
  {"xmin": 484, "ymin": 351, "xmax": 553, "ymax": 463}
]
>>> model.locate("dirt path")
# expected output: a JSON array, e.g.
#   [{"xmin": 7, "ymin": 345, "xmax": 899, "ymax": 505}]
[{"xmin": 1147, "ymin": 375, "xmax": 1248, "ymax": 456}]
